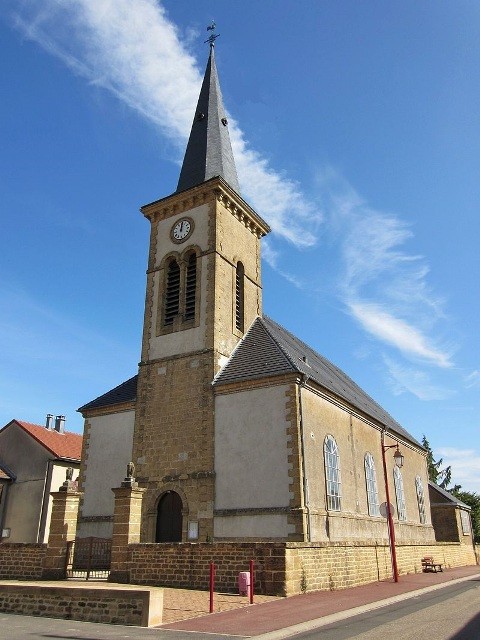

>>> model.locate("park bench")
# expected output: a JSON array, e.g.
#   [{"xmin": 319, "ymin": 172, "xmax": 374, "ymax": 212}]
[{"xmin": 421, "ymin": 556, "xmax": 443, "ymax": 572}]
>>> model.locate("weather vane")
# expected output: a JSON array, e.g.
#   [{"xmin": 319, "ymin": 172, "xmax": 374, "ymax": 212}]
[{"xmin": 204, "ymin": 21, "xmax": 220, "ymax": 48}]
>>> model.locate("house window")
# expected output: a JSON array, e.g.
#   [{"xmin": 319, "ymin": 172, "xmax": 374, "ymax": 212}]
[
  {"xmin": 415, "ymin": 475, "xmax": 426, "ymax": 524},
  {"xmin": 460, "ymin": 510, "xmax": 471, "ymax": 535},
  {"xmin": 364, "ymin": 453, "xmax": 380, "ymax": 516},
  {"xmin": 393, "ymin": 466, "xmax": 407, "ymax": 521},
  {"xmin": 164, "ymin": 259, "xmax": 180, "ymax": 325},
  {"xmin": 184, "ymin": 252, "xmax": 197, "ymax": 321},
  {"xmin": 324, "ymin": 435, "xmax": 341, "ymax": 511},
  {"xmin": 235, "ymin": 262, "xmax": 245, "ymax": 332}
]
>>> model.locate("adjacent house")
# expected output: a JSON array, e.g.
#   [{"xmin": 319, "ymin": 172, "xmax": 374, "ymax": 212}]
[{"xmin": 0, "ymin": 417, "xmax": 82, "ymax": 543}]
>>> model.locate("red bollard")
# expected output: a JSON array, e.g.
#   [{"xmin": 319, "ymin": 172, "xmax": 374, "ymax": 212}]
[
  {"xmin": 249, "ymin": 559, "xmax": 254, "ymax": 604},
  {"xmin": 209, "ymin": 562, "xmax": 215, "ymax": 613}
]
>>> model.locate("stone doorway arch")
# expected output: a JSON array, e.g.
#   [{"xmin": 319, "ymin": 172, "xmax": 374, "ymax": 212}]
[{"xmin": 155, "ymin": 491, "xmax": 183, "ymax": 542}]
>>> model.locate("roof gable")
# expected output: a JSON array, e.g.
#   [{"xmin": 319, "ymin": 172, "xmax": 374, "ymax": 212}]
[
  {"xmin": 2, "ymin": 420, "xmax": 83, "ymax": 461},
  {"xmin": 214, "ymin": 316, "xmax": 421, "ymax": 448}
]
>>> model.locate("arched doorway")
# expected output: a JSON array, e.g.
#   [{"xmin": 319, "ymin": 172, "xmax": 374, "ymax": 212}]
[{"xmin": 155, "ymin": 491, "xmax": 183, "ymax": 542}]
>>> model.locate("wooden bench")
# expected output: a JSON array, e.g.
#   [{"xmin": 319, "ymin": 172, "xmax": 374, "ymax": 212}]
[{"xmin": 421, "ymin": 556, "xmax": 443, "ymax": 572}]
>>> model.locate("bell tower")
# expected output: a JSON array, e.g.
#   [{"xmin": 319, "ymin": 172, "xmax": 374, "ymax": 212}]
[{"xmin": 132, "ymin": 42, "xmax": 270, "ymax": 542}]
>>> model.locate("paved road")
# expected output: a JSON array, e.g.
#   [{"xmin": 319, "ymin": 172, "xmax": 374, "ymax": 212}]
[
  {"xmin": 285, "ymin": 579, "xmax": 480, "ymax": 640},
  {"xmin": 1, "ymin": 579, "xmax": 479, "ymax": 640}
]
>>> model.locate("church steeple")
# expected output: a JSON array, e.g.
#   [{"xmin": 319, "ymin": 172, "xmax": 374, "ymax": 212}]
[{"xmin": 176, "ymin": 45, "xmax": 240, "ymax": 194}]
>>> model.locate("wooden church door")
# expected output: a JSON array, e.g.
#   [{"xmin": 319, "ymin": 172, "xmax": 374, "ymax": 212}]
[{"xmin": 155, "ymin": 491, "xmax": 183, "ymax": 542}]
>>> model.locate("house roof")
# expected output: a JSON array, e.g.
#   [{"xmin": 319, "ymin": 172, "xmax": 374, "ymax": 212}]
[
  {"xmin": 78, "ymin": 375, "xmax": 138, "ymax": 413},
  {"xmin": 214, "ymin": 316, "xmax": 422, "ymax": 448},
  {"xmin": 428, "ymin": 481, "xmax": 471, "ymax": 510},
  {"xmin": 2, "ymin": 420, "xmax": 83, "ymax": 461},
  {"xmin": 176, "ymin": 46, "xmax": 240, "ymax": 194}
]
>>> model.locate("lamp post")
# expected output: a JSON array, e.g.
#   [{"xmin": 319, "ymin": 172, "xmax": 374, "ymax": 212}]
[{"xmin": 381, "ymin": 431, "xmax": 404, "ymax": 583}]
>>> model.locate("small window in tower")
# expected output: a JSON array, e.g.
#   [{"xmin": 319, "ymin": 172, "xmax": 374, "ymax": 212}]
[
  {"xmin": 235, "ymin": 262, "xmax": 245, "ymax": 332},
  {"xmin": 164, "ymin": 259, "xmax": 180, "ymax": 325},
  {"xmin": 184, "ymin": 252, "xmax": 197, "ymax": 321}
]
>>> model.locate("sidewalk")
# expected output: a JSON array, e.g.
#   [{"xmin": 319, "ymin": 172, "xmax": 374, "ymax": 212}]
[{"xmin": 161, "ymin": 565, "xmax": 480, "ymax": 637}]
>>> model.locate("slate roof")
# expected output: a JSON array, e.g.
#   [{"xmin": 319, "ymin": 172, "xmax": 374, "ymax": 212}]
[
  {"xmin": 429, "ymin": 481, "xmax": 470, "ymax": 510},
  {"xmin": 214, "ymin": 316, "xmax": 422, "ymax": 448},
  {"xmin": 78, "ymin": 375, "xmax": 138, "ymax": 413},
  {"xmin": 176, "ymin": 46, "xmax": 240, "ymax": 194},
  {"xmin": 2, "ymin": 420, "xmax": 83, "ymax": 461}
]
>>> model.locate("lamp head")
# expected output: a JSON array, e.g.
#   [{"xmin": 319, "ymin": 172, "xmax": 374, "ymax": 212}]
[{"xmin": 394, "ymin": 446, "xmax": 405, "ymax": 468}]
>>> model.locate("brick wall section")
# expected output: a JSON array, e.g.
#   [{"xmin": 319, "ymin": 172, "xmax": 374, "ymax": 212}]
[
  {"xmin": 0, "ymin": 584, "xmax": 163, "ymax": 627},
  {"xmin": 125, "ymin": 540, "xmax": 477, "ymax": 597},
  {"xmin": 129, "ymin": 542, "xmax": 287, "ymax": 595},
  {"xmin": 0, "ymin": 544, "xmax": 46, "ymax": 580}
]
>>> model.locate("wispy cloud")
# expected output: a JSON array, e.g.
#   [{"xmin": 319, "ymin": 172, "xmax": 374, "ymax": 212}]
[
  {"xmin": 8, "ymin": 0, "xmax": 320, "ymax": 248},
  {"xmin": 316, "ymin": 169, "xmax": 453, "ymax": 368},
  {"xmin": 384, "ymin": 357, "xmax": 454, "ymax": 400},
  {"xmin": 437, "ymin": 447, "xmax": 480, "ymax": 493},
  {"xmin": 465, "ymin": 370, "xmax": 480, "ymax": 389}
]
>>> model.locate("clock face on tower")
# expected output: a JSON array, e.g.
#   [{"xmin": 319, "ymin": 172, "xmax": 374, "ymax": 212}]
[{"xmin": 171, "ymin": 217, "xmax": 194, "ymax": 243}]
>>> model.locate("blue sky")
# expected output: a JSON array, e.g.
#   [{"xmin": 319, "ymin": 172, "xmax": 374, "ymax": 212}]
[{"xmin": 1, "ymin": 1, "xmax": 479, "ymax": 491}]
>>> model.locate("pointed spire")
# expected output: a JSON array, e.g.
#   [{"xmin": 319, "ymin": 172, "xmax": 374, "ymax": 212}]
[{"xmin": 176, "ymin": 46, "xmax": 240, "ymax": 194}]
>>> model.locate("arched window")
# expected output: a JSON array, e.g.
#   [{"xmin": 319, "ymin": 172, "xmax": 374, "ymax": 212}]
[
  {"xmin": 164, "ymin": 259, "xmax": 180, "ymax": 325},
  {"xmin": 364, "ymin": 453, "xmax": 380, "ymax": 516},
  {"xmin": 324, "ymin": 435, "xmax": 341, "ymax": 511},
  {"xmin": 415, "ymin": 476, "xmax": 426, "ymax": 524},
  {"xmin": 184, "ymin": 252, "xmax": 197, "ymax": 321},
  {"xmin": 393, "ymin": 466, "xmax": 407, "ymax": 521},
  {"xmin": 235, "ymin": 262, "xmax": 245, "ymax": 332}
]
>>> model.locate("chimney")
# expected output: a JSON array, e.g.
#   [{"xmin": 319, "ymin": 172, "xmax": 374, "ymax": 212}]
[
  {"xmin": 45, "ymin": 414, "xmax": 54, "ymax": 429},
  {"xmin": 54, "ymin": 415, "xmax": 65, "ymax": 433}
]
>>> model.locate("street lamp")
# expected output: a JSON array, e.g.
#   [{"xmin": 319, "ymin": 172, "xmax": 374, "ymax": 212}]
[{"xmin": 381, "ymin": 432, "xmax": 404, "ymax": 583}]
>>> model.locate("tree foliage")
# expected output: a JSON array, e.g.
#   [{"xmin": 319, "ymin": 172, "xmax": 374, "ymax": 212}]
[{"xmin": 422, "ymin": 435, "xmax": 451, "ymax": 488}]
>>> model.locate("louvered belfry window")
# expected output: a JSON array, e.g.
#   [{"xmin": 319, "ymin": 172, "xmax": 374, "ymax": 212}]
[
  {"xmin": 184, "ymin": 252, "xmax": 197, "ymax": 321},
  {"xmin": 164, "ymin": 259, "xmax": 180, "ymax": 325},
  {"xmin": 235, "ymin": 262, "xmax": 245, "ymax": 331}
]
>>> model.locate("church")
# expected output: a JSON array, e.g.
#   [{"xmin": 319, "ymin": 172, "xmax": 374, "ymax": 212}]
[{"xmin": 76, "ymin": 42, "xmax": 436, "ymax": 552}]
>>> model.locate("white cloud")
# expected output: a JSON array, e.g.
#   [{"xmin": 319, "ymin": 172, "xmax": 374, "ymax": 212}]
[
  {"xmin": 9, "ymin": 0, "xmax": 320, "ymax": 248},
  {"xmin": 315, "ymin": 169, "xmax": 452, "ymax": 368},
  {"xmin": 350, "ymin": 302, "xmax": 452, "ymax": 368},
  {"xmin": 437, "ymin": 447, "xmax": 480, "ymax": 493},
  {"xmin": 465, "ymin": 370, "xmax": 480, "ymax": 389},
  {"xmin": 384, "ymin": 357, "xmax": 454, "ymax": 400}
]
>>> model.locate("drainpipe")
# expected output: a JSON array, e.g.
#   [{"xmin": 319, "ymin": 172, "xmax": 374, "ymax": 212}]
[
  {"xmin": 37, "ymin": 459, "xmax": 55, "ymax": 543},
  {"xmin": 298, "ymin": 375, "xmax": 311, "ymax": 542}
]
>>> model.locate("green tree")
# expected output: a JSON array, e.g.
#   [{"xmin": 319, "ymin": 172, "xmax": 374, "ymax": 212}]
[{"xmin": 422, "ymin": 435, "xmax": 452, "ymax": 488}]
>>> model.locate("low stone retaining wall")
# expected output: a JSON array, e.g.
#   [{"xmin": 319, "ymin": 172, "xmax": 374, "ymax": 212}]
[
  {"xmin": 285, "ymin": 541, "xmax": 477, "ymax": 596},
  {"xmin": 129, "ymin": 542, "xmax": 284, "ymax": 594},
  {"xmin": 0, "ymin": 583, "xmax": 163, "ymax": 627},
  {"xmin": 0, "ymin": 544, "xmax": 47, "ymax": 580},
  {"xmin": 125, "ymin": 540, "xmax": 477, "ymax": 596}
]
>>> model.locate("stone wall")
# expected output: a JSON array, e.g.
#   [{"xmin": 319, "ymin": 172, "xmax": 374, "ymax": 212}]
[
  {"xmin": 0, "ymin": 583, "xmax": 163, "ymax": 627},
  {"xmin": 129, "ymin": 542, "xmax": 286, "ymax": 594},
  {"xmin": 285, "ymin": 541, "xmax": 477, "ymax": 596},
  {"xmin": 125, "ymin": 539, "xmax": 477, "ymax": 596},
  {"xmin": 0, "ymin": 543, "xmax": 46, "ymax": 580}
]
